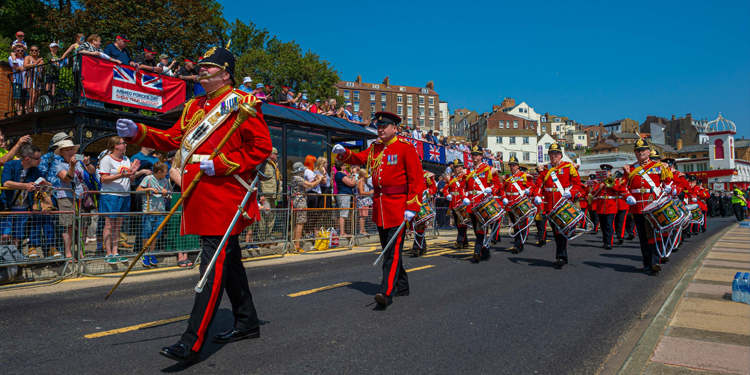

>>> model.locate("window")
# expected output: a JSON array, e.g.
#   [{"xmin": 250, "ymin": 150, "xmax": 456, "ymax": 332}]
[
  {"xmin": 397, "ymin": 95, "xmax": 403, "ymax": 103},
  {"xmin": 343, "ymin": 90, "xmax": 350, "ymax": 100},
  {"xmin": 353, "ymin": 102, "xmax": 360, "ymax": 112},
  {"xmin": 407, "ymin": 95, "xmax": 413, "ymax": 103},
  {"xmin": 421, "ymin": 88, "xmax": 428, "ymax": 93},
  {"xmin": 429, "ymin": 119, "xmax": 434, "ymax": 128},
  {"xmin": 419, "ymin": 96, "xmax": 425, "ymax": 105},
  {"xmin": 399, "ymin": 87, "xmax": 406, "ymax": 91},
  {"xmin": 346, "ymin": 82, "xmax": 354, "ymax": 87},
  {"xmin": 545, "ymin": 143, "xmax": 551, "ymax": 150},
  {"xmin": 407, "ymin": 117, "xmax": 413, "ymax": 125},
  {"xmin": 371, "ymin": 103, "xmax": 376, "ymax": 113},
  {"xmin": 496, "ymin": 137, "xmax": 502, "ymax": 144},
  {"xmin": 714, "ymin": 139, "xmax": 724, "ymax": 159},
  {"xmin": 397, "ymin": 105, "xmax": 403, "ymax": 115},
  {"xmin": 509, "ymin": 152, "xmax": 517, "ymax": 159},
  {"xmin": 419, "ymin": 107, "xmax": 425, "ymax": 116},
  {"xmin": 513, "ymin": 120, "xmax": 518, "ymax": 129},
  {"xmin": 372, "ymin": 84, "xmax": 379, "ymax": 89},
  {"xmin": 703, "ymin": 153, "xmax": 708, "ymax": 157},
  {"xmin": 429, "ymin": 97, "xmax": 434, "ymax": 105},
  {"xmin": 510, "ymin": 137, "xmax": 516, "ymax": 144},
  {"xmin": 499, "ymin": 121, "xmax": 504, "ymax": 129},
  {"xmin": 353, "ymin": 91, "xmax": 359, "ymax": 100},
  {"xmin": 541, "ymin": 116, "xmax": 547, "ymax": 122},
  {"xmin": 407, "ymin": 106, "xmax": 413, "ymax": 116},
  {"xmin": 381, "ymin": 93, "xmax": 386, "ymax": 102},
  {"xmin": 544, "ymin": 154, "xmax": 549, "ymax": 162},
  {"xmin": 523, "ymin": 137, "xmax": 529, "ymax": 144},
  {"xmin": 554, "ymin": 117, "xmax": 561, "ymax": 122},
  {"xmin": 429, "ymin": 107, "xmax": 434, "ymax": 117},
  {"xmin": 419, "ymin": 118, "xmax": 425, "ymax": 126},
  {"xmin": 370, "ymin": 92, "xmax": 375, "ymax": 101},
  {"xmin": 523, "ymin": 152, "xmax": 530, "ymax": 161},
  {"xmin": 381, "ymin": 103, "xmax": 386, "ymax": 111},
  {"xmin": 458, "ymin": 111, "xmax": 463, "ymax": 116}
]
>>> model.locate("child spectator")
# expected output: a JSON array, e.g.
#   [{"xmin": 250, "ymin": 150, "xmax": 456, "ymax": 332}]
[{"xmin": 137, "ymin": 161, "xmax": 169, "ymax": 267}]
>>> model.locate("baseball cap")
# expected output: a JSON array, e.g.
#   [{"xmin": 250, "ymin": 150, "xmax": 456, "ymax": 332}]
[
  {"xmin": 116, "ymin": 34, "xmax": 130, "ymax": 42},
  {"xmin": 49, "ymin": 42, "xmax": 59, "ymax": 48},
  {"xmin": 143, "ymin": 46, "xmax": 156, "ymax": 54}
]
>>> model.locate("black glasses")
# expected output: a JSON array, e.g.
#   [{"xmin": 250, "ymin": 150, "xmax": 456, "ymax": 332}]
[{"xmin": 30, "ymin": 49, "xmax": 39, "ymax": 52}]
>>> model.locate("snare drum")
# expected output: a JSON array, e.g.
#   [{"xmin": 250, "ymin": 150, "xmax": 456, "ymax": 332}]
[
  {"xmin": 643, "ymin": 196, "xmax": 682, "ymax": 231},
  {"xmin": 413, "ymin": 202, "xmax": 435, "ymax": 227},
  {"xmin": 473, "ymin": 196, "xmax": 504, "ymax": 227},
  {"xmin": 452, "ymin": 205, "xmax": 471, "ymax": 225},
  {"xmin": 686, "ymin": 204, "xmax": 702, "ymax": 223},
  {"xmin": 508, "ymin": 196, "xmax": 535, "ymax": 221},
  {"xmin": 549, "ymin": 198, "xmax": 584, "ymax": 233}
]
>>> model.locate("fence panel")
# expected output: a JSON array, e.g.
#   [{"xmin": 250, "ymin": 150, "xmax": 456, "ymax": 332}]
[{"xmin": 290, "ymin": 194, "xmax": 356, "ymax": 252}]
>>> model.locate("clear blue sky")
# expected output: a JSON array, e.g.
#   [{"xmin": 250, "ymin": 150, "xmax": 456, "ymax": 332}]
[{"xmin": 221, "ymin": 0, "xmax": 749, "ymax": 139}]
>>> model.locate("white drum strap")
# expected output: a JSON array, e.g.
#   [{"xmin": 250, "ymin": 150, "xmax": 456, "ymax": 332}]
[
  {"xmin": 549, "ymin": 170, "xmax": 566, "ymax": 194},
  {"xmin": 638, "ymin": 168, "xmax": 661, "ymax": 195}
]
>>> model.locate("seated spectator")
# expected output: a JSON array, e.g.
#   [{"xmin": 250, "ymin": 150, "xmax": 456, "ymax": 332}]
[
  {"xmin": 103, "ymin": 34, "xmax": 136, "ymax": 67},
  {"xmin": 53, "ymin": 139, "xmax": 96, "ymax": 258},
  {"xmin": 411, "ymin": 125, "xmax": 421, "ymax": 140},
  {"xmin": 11, "ymin": 31, "xmax": 27, "ymax": 50},
  {"xmin": 326, "ymin": 98, "xmax": 338, "ymax": 116},
  {"xmin": 1, "ymin": 144, "xmax": 53, "ymax": 258},
  {"xmin": 439, "ymin": 135, "xmax": 447, "ymax": 146},
  {"xmin": 137, "ymin": 161, "xmax": 169, "ymax": 267},
  {"xmin": 238, "ymin": 77, "xmax": 253, "ymax": 93},
  {"xmin": 134, "ymin": 46, "xmax": 162, "ymax": 73},
  {"xmin": 276, "ymin": 86, "xmax": 292, "ymax": 106},
  {"xmin": 61, "ymin": 33, "xmax": 86, "ymax": 60},
  {"xmin": 157, "ymin": 54, "xmax": 176, "ymax": 76},
  {"xmin": 252, "ymin": 83, "xmax": 267, "ymax": 102},
  {"xmin": 354, "ymin": 109, "xmax": 365, "ymax": 123},
  {"xmin": 306, "ymin": 98, "xmax": 319, "ymax": 113},
  {"xmin": 76, "ymin": 34, "xmax": 120, "ymax": 66}
]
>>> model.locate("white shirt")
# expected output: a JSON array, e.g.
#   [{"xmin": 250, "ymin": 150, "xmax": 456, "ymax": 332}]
[
  {"xmin": 411, "ymin": 130, "xmax": 421, "ymax": 140},
  {"xmin": 98, "ymin": 154, "xmax": 132, "ymax": 195},
  {"xmin": 304, "ymin": 169, "xmax": 321, "ymax": 194}
]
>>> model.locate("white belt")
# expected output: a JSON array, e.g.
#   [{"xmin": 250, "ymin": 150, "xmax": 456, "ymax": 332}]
[
  {"xmin": 188, "ymin": 154, "xmax": 210, "ymax": 164},
  {"xmin": 544, "ymin": 188, "xmax": 560, "ymax": 192},
  {"xmin": 507, "ymin": 192, "xmax": 521, "ymax": 196},
  {"xmin": 596, "ymin": 196, "xmax": 617, "ymax": 199},
  {"xmin": 630, "ymin": 188, "xmax": 653, "ymax": 193}
]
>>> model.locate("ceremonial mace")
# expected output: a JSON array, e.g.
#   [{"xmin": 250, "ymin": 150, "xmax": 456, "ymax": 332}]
[{"xmin": 105, "ymin": 101, "xmax": 257, "ymax": 300}]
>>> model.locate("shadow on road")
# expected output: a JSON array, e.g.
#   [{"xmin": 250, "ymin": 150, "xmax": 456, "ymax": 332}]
[
  {"xmin": 507, "ymin": 257, "xmax": 554, "ymax": 268},
  {"xmin": 346, "ymin": 281, "xmax": 380, "ymax": 296},
  {"xmin": 582, "ymin": 261, "xmax": 642, "ymax": 273},
  {"xmin": 598, "ymin": 253, "xmax": 643, "ymax": 261}
]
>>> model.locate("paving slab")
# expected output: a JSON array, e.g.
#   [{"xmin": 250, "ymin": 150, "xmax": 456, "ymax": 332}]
[
  {"xmin": 686, "ymin": 283, "xmax": 732, "ymax": 296},
  {"xmin": 711, "ymin": 247, "xmax": 750, "ymax": 254},
  {"xmin": 706, "ymin": 252, "xmax": 750, "ymax": 262},
  {"xmin": 703, "ymin": 259, "xmax": 750, "ymax": 269},
  {"xmin": 651, "ymin": 336, "xmax": 750, "ymax": 375},
  {"xmin": 670, "ymin": 310, "xmax": 750, "ymax": 336},
  {"xmin": 694, "ymin": 272, "xmax": 741, "ymax": 283},
  {"xmin": 644, "ymin": 362, "xmax": 730, "ymax": 375},
  {"xmin": 676, "ymin": 298, "xmax": 750, "ymax": 318},
  {"xmin": 665, "ymin": 326, "xmax": 750, "ymax": 348}
]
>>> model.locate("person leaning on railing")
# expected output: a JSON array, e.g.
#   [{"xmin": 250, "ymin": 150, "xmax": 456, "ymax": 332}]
[
  {"xmin": 0, "ymin": 132, "xmax": 32, "ymax": 183},
  {"xmin": 75, "ymin": 34, "xmax": 121, "ymax": 69}
]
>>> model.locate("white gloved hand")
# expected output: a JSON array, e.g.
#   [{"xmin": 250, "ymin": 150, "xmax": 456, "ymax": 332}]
[
  {"xmin": 664, "ymin": 186, "xmax": 671, "ymax": 195},
  {"xmin": 523, "ymin": 189, "xmax": 530, "ymax": 196},
  {"xmin": 626, "ymin": 196, "xmax": 636, "ymax": 205},
  {"xmin": 116, "ymin": 118, "xmax": 137, "ymax": 138},
  {"xmin": 483, "ymin": 187, "xmax": 492, "ymax": 195},
  {"xmin": 332, "ymin": 144, "xmax": 347, "ymax": 154},
  {"xmin": 534, "ymin": 196, "xmax": 542, "ymax": 205},
  {"xmin": 446, "ymin": 194, "xmax": 452, "ymax": 202},
  {"xmin": 672, "ymin": 189, "xmax": 679, "ymax": 196},
  {"xmin": 692, "ymin": 197, "xmax": 697, "ymax": 202},
  {"xmin": 502, "ymin": 198, "xmax": 509, "ymax": 206},
  {"xmin": 462, "ymin": 198, "xmax": 471, "ymax": 206},
  {"xmin": 404, "ymin": 210, "xmax": 416, "ymax": 222},
  {"xmin": 562, "ymin": 190, "xmax": 572, "ymax": 199},
  {"xmin": 199, "ymin": 160, "xmax": 215, "ymax": 176}
]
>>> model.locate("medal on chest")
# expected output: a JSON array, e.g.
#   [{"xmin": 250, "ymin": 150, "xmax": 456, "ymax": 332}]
[{"xmin": 387, "ymin": 154, "xmax": 398, "ymax": 165}]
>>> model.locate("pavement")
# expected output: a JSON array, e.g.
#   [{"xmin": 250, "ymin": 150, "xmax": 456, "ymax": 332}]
[
  {"xmin": 0, "ymin": 216, "xmax": 741, "ymax": 374},
  {"xmin": 619, "ymin": 222, "xmax": 750, "ymax": 375}
]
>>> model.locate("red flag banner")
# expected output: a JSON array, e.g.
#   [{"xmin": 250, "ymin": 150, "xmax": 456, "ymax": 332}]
[
  {"xmin": 81, "ymin": 55, "xmax": 186, "ymax": 113},
  {"xmin": 398, "ymin": 136, "xmax": 424, "ymax": 159}
]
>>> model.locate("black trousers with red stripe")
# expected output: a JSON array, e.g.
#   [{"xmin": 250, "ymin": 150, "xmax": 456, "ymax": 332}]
[
  {"xmin": 470, "ymin": 214, "xmax": 487, "ymax": 256},
  {"xmin": 626, "ymin": 214, "xmax": 636, "ymax": 237},
  {"xmin": 179, "ymin": 235, "xmax": 259, "ymax": 353},
  {"xmin": 599, "ymin": 213, "xmax": 615, "ymax": 246},
  {"xmin": 615, "ymin": 210, "xmax": 628, "ymax": 240},
  {"xmin": 452, "ymin": 211, "xmax": 469, "ymax": 245},
  {"xmin": 536, "ymin": 215, "xmax": 548, "ymax": 242},
  {"xmin": 588, "ymin": 209, "xmax": 599, "ymax": 231},
  {"xmin": 378, "ymin": 225, "xmax": 409, "ymax": 296}
]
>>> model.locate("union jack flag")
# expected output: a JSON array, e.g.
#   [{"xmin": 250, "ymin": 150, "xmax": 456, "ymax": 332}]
[
  {"xmin": 113, "ymin": 65, "xmax": 136, "ymax": 84},
  {"xmin": 428, "ymin": 144, "xmax": 441, "ymax": 162},
  {"xmin": 141, "ymin": 73, "xmax": 163, "ymax": 91}
]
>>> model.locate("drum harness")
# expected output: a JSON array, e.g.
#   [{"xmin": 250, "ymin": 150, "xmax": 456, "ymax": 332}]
[
  {"xmin": 508, "ymin": 174, "xmax": 535, "ymax": 241},
  {"xmin": 547, "ymin": 167, "xmax": 592, "ymax": 240}
]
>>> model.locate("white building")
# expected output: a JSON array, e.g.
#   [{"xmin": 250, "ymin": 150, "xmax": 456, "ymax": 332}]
[
  {"xmin": 503, "ymin": 102, "xmax": 542, "ymax": 135},
  {"xmin": 439, "ymin": 101, "xmax": 449, "ymax": 137},
  {"xmin": 487, "ymin": 130, "xmax": 573, "ymax": 166}
]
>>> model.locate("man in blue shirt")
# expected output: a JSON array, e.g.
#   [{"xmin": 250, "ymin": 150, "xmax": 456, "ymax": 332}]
[{"xmin": 103, "ymin": 35, "xmax": 137, "ymax": 67}]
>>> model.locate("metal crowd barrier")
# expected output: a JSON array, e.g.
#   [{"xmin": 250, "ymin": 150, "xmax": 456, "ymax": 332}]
[{"xmin": 290, "ymin": 193, "xmax": 356, "ymax": 252}]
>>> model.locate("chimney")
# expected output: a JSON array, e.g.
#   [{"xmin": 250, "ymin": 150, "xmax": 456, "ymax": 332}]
[
  {"xmin": 671, "ymin": 115, "xmax": 676, "ymax": 121},
  {"xmin": 426, "ymin": 81, "xmax": 434, "ymax": 90},
  {"xmin": 599, "ymin": 122, "xmax": 603, "ymax": 126},
  {"xmin": 500, "ymin": 97, "xmax": 516, "ymax": 110},
  {"xmin": 677, "ymin": 139, "xmax": 683, "ymax": 150},
  {"xmin": 355, "ymin": 75, "xmax": 362, "ymax": 84},
  {"xmin": 383, "ymin": 76, "xmax": 390, "ymax": 86},
  {"xmin": 492, "ymin": 105, "xmax": 502, "ymax": 112}
]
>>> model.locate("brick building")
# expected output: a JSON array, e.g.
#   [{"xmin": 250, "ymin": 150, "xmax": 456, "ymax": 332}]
[
  {"xmin": 450, "ymin": 108, "xmax": 479, "ymax": 138},
  {"xmin": 602, "ymin": 118, "xmax": 639, "ymax": 134},
  {"xmin": 639, "ymin": 113, "xmax": 709, "ymax": 150},
  {"xmin": 473, "ymin": 110, "xmax": 537, "ymax": 148},
  {"xmin": 583, "ymin": 122, "xmax": 607, "ymax": 147},
  {"xmin": 334, "ymin": 76, "xmax": 440, "ymax": 132}
]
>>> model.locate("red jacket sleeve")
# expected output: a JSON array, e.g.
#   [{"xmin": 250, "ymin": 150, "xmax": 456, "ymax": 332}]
[
  {"xmin": 212, "ymin": 110, "xmax": 272, "ymax": 176},
  {"xmin": 404, "ymin": 143, "xmax": 426, "ymax": 211},
  {"xmin": 337, "ymin": 146, "xmax": 370, "ymax": 166}
]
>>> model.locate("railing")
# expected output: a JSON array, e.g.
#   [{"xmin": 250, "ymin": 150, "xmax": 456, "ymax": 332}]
[{"xmin": 0, "ymin": 189, "xmax": 513, "ymax": 289}]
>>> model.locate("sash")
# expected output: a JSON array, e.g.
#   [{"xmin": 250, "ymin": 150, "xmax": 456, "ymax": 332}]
[
  {"xmin": 631, "ymin": 163, "xmax": 661, "ymax": 196},
  {"xmin": 179, "ymin": 91, "xmax": 242, "ymax": 171},
  {"xmin": 511, "ymin": 172, "xmax": 524, "ymax": 194},
  {"xmin": 549, "ymin": 170, "xmax": 566, "ymax": 194}
]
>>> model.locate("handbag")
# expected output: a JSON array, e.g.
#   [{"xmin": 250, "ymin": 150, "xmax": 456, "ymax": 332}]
[
  {"xmin": 313, "ymin": 227, "xmax": 331, "ymax": 251},
  {"xmin": 31, "ymin": 190, "xmax": 56, "ymax": 212}
]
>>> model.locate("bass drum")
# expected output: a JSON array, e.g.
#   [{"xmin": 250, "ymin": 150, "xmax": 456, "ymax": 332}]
[{"xmin": 643, "ymin": 195, "xmax": 683, "ymax": 231}]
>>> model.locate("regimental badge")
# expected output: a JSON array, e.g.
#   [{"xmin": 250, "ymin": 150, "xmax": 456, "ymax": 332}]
[
  {"xmin": 204, "ymin": 47, "xmax": 217, "ymax": 59},
  {"xmin": 208, "ymin": 112, "xmax": 221, "ymax": 125},
  {"xmin": 220, "ymin": 96, "xmax": 239, "ymax": 115},
  {"xmin": 636, "ymin": 139, "xmax": 644, "ymax": 147},
  {"xmin": 387, "ymin": 155, "xmax": 398, "ymax": 165}
]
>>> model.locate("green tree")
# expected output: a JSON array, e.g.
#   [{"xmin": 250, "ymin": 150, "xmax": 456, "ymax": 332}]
[{"xmin": 0, "ymin": 0, "xmax": 54, "ymax": 49}]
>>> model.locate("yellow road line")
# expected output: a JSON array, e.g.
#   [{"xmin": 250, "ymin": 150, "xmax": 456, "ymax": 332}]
[
  {"xmin": 84, "ymin": 315, "xmax": 190, "ymax": 339},
  {"xmin": 422, "ymin": 249, "xmax": 461, "ymax": 258},
  {"xmin": 405, "ymin": 265, "xmax": 435, "ymax": 272},
  {"xmin": 287, "ymin": 282, "xmax": 352, "ymax": 297}
]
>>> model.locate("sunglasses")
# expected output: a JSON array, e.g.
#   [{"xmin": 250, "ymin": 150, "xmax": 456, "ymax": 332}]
[
  {"xmin": 30, "ymin": 49, "xmax": 39, "ymax": 52},
  {"xmin": 28, "ymin": 156, "xmax": 40, "ymax": 161}
]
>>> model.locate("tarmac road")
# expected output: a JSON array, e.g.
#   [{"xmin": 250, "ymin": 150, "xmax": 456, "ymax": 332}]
[{"xmin": 0, "ymin": 216, "xmax": 736, "ymax": 374}]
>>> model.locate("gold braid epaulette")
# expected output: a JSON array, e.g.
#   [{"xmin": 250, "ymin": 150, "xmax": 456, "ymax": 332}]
[{"xmin": 180, "ymin": 99, "xmax": 205, "ymax": 132}]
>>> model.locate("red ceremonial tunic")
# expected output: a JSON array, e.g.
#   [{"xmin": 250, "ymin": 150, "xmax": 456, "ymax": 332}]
[
  {"xmin": 337, "ymin": 136, "xmax": 425, "ymax": 228},
  {"xmin": 688, "ymin": 185, "xmax": 709, "ymax": 211},
  {"xmin": 593, "ymin": 180, "xmax": 619, "ymax": 214},
  {"xmin": 621, "ymin": 160, "xmax": 673, "ymax": 215},
  {"xmin": 424, "ymin": 173, "xmax": 438, "ymax": 196},
  {"xmin": 532, "ymin": 162, "xmax": 582, "ymax": 213},
  {"xmin": 125, "ymin": 86, "xmax": 272, "ymax": 236},
  {"xmin": 464, "ymin": 162, "xmax": 501, "ymax": 213},
  {"xmin": 443, "ymin": 175, "xmax": 466, "ymax": 210},
  {"xmin": 615, "ymin": 177, "xmax": 629, "ymax": 211},
  {"xmin": 499, "ymin": 170, "xmax": 531, "ymax": 206},
  {"xmin": 578, "ymin": 183, "xmax": 589, "ymax": 210}
]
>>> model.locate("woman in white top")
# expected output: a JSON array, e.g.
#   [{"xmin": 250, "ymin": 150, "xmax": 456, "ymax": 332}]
[{"xmin": 98, "ymin": 136, "xmax": 140, "ymax": 263}]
